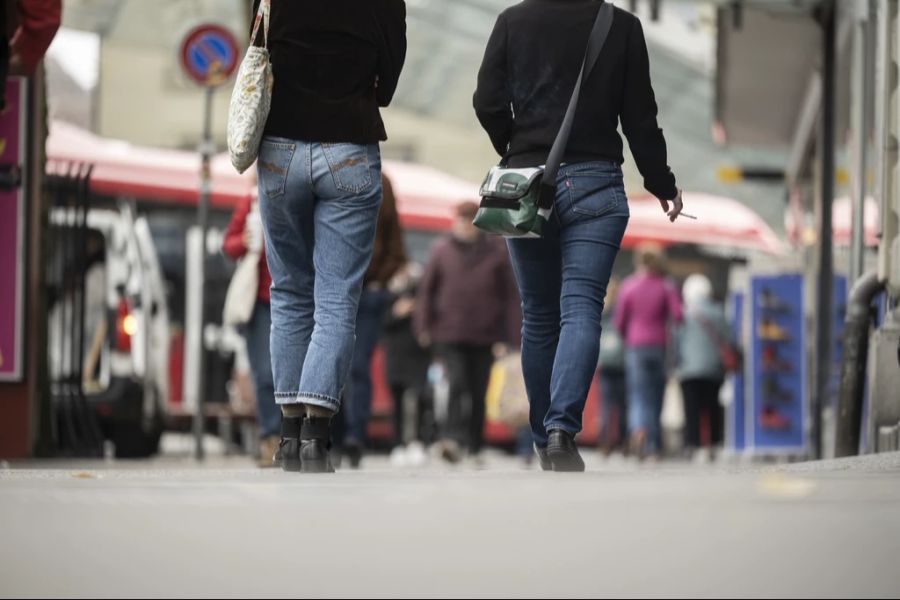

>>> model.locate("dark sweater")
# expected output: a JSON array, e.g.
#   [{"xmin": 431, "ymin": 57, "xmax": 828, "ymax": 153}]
[
  {"xmin": 473, "ymin": 0, "xmax": 677, "ymax": 201},
  {"xmin": 414, "ymin": 235, "xmax": 521, "ymax": 347},
  {"xmin": 253, "ymin": 0, "xmax": 407, "ymax": 144}
]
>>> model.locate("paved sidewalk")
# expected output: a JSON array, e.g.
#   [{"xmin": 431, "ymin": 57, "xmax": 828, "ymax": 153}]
[{"xmin": 1, "ymin": 453, "xmax": 899, "ymax": 598}]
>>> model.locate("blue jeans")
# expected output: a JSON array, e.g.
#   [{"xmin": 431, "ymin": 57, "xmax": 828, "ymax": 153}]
[
  {"xmin": 240, "ymin": 301, "xmax": 281, "ymax": 438},
  {"xmin": 344, "ymin": 287, "xmax": 391, "ymax": 445},
  {"xmin": 625, "ymin": 345, "xmax": 667, "ymax": 454},
  {"xmin": 507, "ymin": 161, "xmax": 629, "ymax": 447},
  {"xmin": 258, "ymin": 138, "xmax": 383, "ymax": 413}
]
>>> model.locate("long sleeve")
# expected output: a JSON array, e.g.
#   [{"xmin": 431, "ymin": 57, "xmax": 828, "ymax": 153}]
[
  {"xmin": 11, "ymin": 0, "xmax": 61, "ymax": 73},
  {"xmin": 222, "ymin": 198, "xmax": 251, "ymax": 261},
  {"xmin": 620, "ymin": 18, "xmax": 677, "ymax": 202},
  {"xmin": 375, "ymin": 0, "xmax": 407, "ymax": 108},
  {"xmin": 473, "ymin": 13, "xmax": 513, "ymax": 157},
  {"xmin": 613, "ymin": 286, "xmax": 630, "ymax": 339},
  {"xmin": 665, "ymin": 280, "xmax": 684, "ymax": 324}
]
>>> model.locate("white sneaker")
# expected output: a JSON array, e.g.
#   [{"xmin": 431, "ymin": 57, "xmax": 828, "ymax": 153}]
[
  {"xmin": 467, "ymin": 453, "xmax": 487, "ymax": 470},
  {"xmin": 390, "ymin": 445, "xmax": 408, "ymax": 468},
  {"xmin": 405, "ymin": 441, "xmax": 429, "ymax": 467}
]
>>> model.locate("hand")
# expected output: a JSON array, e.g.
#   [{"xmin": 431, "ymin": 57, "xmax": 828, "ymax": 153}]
[
  {"xmin": 417, "ymin": 332, "xmax": 432, "ymax": 349},
  {"xmin": 8, "ymin": 54, "xmax": 25, "ymax": 77},
  {"xmin": 245, "ymin": 210, "xmax": 264, "ymax": 252},
  {"xmin": 658, "ymin": 189, "xmax": 684, "ymax": 223},
  {"xmin": 392, "ymin": 296, "xmax": 415, "ymax": 319},
  {"xmin": 492, "ymin": 343, "xmax": 510, "ymax": 359}
]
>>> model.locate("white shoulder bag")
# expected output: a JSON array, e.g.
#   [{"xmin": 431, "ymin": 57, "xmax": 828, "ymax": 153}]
[
  {"xmin": 227, "ymin": 0, "xmax": 273, "ymax": 174},
  {"xmin": 223, "ymin": 203, "xmax": 263, "ymax": 327}
]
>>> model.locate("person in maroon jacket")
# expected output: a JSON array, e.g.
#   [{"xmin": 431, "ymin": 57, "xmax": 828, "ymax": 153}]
[
  {"xmin": 223, "ymin": 195, "xmax": 280, "ymax": 467},
  {"xmin": 414, "ymin": 201, "xmax": 521, "ymax": 463},
  {"xmin": 0, "ymin": 0, "xmax": 61, "ymax": 108}
]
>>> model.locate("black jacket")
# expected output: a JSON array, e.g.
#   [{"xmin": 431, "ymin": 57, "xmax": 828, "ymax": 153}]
[
  {"xmin": 254, "ymin": 0, "xmax": 407, "ymax": 144},
  {"xmin": 473, "ymin": 0, "xmax": 677, "ymax": 201}
]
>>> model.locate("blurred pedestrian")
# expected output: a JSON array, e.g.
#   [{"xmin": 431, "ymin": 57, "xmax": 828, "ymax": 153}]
[
  {"xmin": 255, "ymin": 0, "xmax": 407, "ymax": 473},
  {"xmin": 383, "ymin": 262, "xmax": 432, "ymax": 467},
  {"xmin": 341, "ymin": 173, "xmax": 407, "ymax": 469},
  {"xmin": 598, "ymin": 277, "xmax": 627, "ymax": 456},
  {"xmin": 474, "ymin": 1, "xmax": 683, "ymax": 471},
  {"xmin": 223, "ymin": 196, "xmax": 280, "ymax": 467},
  {"xmin": 0, "ymin": 0, "xmax": 61, "ymax": 109},
  {"xmin": 414, "ymin": 202, "xmax": 521, "ymax": 464},
  {"xmin": 614, "ymin": 244, "xmax": 683, "ymax": 460},
  {"xmin": 677, "ymin": 273, "xmax": 731, "ymax": 459}
]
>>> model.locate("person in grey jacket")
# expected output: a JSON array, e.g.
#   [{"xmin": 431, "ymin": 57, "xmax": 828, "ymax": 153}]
[
  {"xmin": 676, "ymin": 274, "xmax": 731, "ymax": 456},
  {"xmin": 597, "ymin": 277, "xmax": 627, "ymax": 455}
]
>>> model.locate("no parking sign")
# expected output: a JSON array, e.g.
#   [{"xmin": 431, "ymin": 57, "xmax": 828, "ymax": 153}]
[
  {"xmin": 180, "ymin": 24, "xmax": 240, "ymax": 87},
  {"xmin": 178, "ymin": 23, "xmax": 241, "ymax": 458}
]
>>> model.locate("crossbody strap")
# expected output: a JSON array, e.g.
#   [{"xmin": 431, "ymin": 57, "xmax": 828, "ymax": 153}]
[
  {"xmin": 250, "ymin": 0, "xmax": 271, "ymax": 49},
  {"xmin": 695, "ymin": 312, "xmax": 731, "ymax": 355},
  {"xmin": 539, "ymin": 1, "xmax": 615, "ymax": 209}
]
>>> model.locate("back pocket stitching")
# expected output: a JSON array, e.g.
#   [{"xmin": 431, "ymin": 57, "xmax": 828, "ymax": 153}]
[
  {"xmin": 323, "ymin": 143, "xmax": 373, "ymax": 194},
  {"xmin": 259, "ymin": 141, "xmax": 295, "ymax": 198}
]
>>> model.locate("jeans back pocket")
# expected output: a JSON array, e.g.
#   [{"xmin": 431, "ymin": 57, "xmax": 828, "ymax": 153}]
[
  {"xmin": 322, "ymin": 143, "xmax": 376, "ymax": 194},
  {"xmin": 258, "ymin": 139, "xmax": 296, "ymax": 198},
  {"xmin": 566, "ymin": 173, "xmax": 623, "ymax": 218}
]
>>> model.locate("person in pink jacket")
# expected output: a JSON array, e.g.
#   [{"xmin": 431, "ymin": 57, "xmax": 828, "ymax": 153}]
[{"xmin": 614, "ymin": 243, "xmax": 683, "ymax": 459}]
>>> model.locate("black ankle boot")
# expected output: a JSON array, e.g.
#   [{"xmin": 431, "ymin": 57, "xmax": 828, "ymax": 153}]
[
  {"xmin": 534, "ymin": 444, "xmax": 552, "ymax": 471},
  {"xmin": 279, "ymin": 417, "xmax": 302, "ymax": 472},
  {"xmin": 301, "ymin": 416, "xmax": 335, "ymax": 474},
  {"xmin": 547, "ymin": 429, "xmax": 585, "ymax": 472},
  {"xmin": 344, "ymin": 441, "xmax": 363, "ymax": 470}
]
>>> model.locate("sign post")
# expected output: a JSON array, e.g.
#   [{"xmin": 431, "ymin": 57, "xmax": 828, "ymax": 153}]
[{"xmin": 179, "ymin": 24, "xmax": 239, "ymax": 460}]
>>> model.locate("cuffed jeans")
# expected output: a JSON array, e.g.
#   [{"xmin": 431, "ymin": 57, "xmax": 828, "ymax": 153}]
[{"xmin": 258, "ymin": 138, "xmax": 382, "ymax": 414}]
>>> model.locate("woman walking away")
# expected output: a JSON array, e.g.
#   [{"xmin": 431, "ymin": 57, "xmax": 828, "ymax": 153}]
[
  {"xmin": 474, "ymin": 0, "xmax": 684, "ymax": 472},
  {"xmin": 256, "ymin": 0, "xmax": 407, "ymax": 474},
  {"xmin": 615, "ymin": 244, "xmax": 683, "ymax": 461},
  {"xmin": 677, "ymin": 273, "xmax": 731, "ymax": 461}
]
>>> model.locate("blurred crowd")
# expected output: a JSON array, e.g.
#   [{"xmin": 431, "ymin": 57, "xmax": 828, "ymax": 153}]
[{"xmin": 224, "ymin": 174, "xmax": 737, "ymax": 469}]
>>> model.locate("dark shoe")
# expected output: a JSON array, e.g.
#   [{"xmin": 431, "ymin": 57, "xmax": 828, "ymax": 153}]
[
  {"xmin": 300, "ymin": 417, "xmax": 335, "ymax": 474},
  {"xmin": 437, "ymin": 439, "xmax": 462, "ymax": 464},
  {"xmin": 278, "ymin": 417, "xmax": 302, "ymax": 472},
  {"xmin": 344, "ymin": 441, "xmax": 363, "ymax": 470},
  {"xmin": 547, "ymin": 429, "xmax": 585, "ymax": 472},
  {"xmin": 330, "ymin": 447, "xmax": 343, "ymax": 470},
  {"xmin": 534, "ymin": 444, "xmax": 551, "ymax": 471}
]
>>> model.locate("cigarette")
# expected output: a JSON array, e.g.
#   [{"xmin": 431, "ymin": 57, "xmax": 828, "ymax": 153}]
[{"xmin": 679, "ymin": 212, "xmax": 698, "ymax": 220}]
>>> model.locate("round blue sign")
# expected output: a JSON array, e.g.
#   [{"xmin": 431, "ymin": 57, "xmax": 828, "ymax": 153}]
[{"xmin": 180, "ymin": 24, "xmax": 240, "ymax": 87}]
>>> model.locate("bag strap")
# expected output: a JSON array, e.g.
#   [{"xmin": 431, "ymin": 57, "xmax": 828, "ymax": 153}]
[
  {"xmin": 538, "ymin": 1, "xmax": 614, "ymax": 209},
  {"xmin": 695, "ymin": 312, "xmax": 732, "ymax": 355},
  {"xmin": 250, "ymin": 0, "xmax": 271, "ymax": 49}
]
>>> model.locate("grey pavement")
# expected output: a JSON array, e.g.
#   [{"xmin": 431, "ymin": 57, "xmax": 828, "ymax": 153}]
[{"xmin": 1, "ymin": 450, "xmax": 899, "ymax": 599}]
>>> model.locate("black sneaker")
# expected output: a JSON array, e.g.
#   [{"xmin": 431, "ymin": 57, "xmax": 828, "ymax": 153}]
[
  {"xmin": 547, "ymin": 429, "xmax": 585, "ymax": 472},
  {"xmin": 344, "ymin": 441, "xmax": 363, "ymax": 470},
  {"xmin": 279, "ymin": 417, "xmax": 302, "ymax": 472},
  {"xmin": 300, "ymin": 417, "xmax": 335, "ymax": 474},
  {"xmin": 534, "ymin": 444, "xmax": 552, "ymax": 471}
]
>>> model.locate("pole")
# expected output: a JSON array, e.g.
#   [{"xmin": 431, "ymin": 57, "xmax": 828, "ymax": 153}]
[
  {"xmin": 850, "ymin": 3, "xmax": 872, "ymax": 287},
  {"xmin": 814, "ymin": 0, "xmax": 837, "ymax": 460},
  {"xmin": 193, "ymin": 86, "xmax": 214, "ymax": 461}
]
